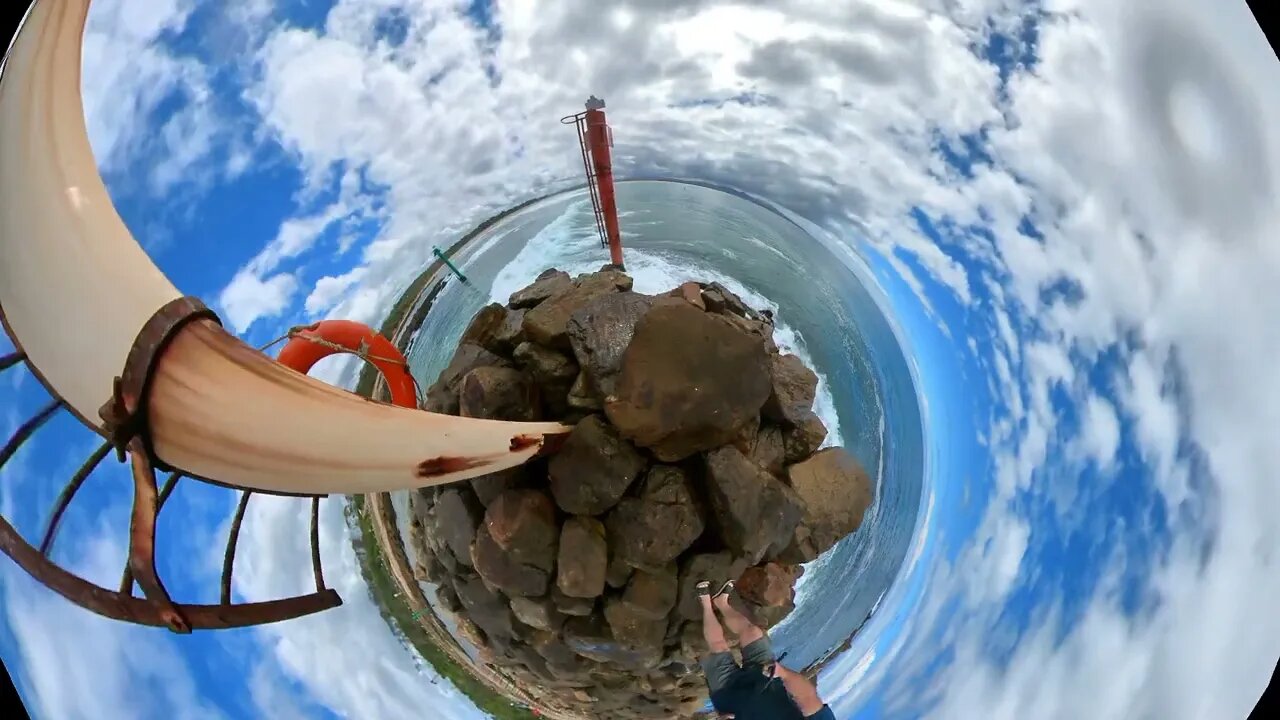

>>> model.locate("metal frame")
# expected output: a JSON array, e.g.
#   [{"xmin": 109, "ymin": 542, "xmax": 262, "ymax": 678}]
[
  {"xmin": 562, "ymin": 110, "xmax": 611, "ymax": 249},
  {"xmin": 0, "ymin": 303, "xmax": 342, "ymax": 632}
]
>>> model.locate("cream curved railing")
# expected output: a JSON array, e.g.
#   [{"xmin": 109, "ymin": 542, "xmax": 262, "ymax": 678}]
[{"xmin": 0, "ymin": 0, "xmax": 568, "ymax": 630}]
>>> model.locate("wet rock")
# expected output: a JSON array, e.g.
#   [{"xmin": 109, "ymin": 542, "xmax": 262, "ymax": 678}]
[
  {"xmin": 557, "ymin": 516, "xmax": 608, "ymax": 599},
  {"xmin": 453, "ymin": 575, "xmax": 514, "ymax": 640},
  {"xmin": 606, "ymin": 465, "xmax": 704, "ymax": 570},
  {"xmin": 552, "ymin": 585, "xmax": 596, "ymax": 616},
  {"xmin": 459, "ymin": 303, "xmax": 510, "ymax": 352},
  {"xmin": 705, "ymin": 282, "xmax": 763, "ymax": 320},
  {"xmin": 424, "ymin": 343, "xmax": 511, "ymax": 414},
  {"xmin": 434, "ymin": 488, "xmax": 483, "ymax": 568},
  {"xmin": 509, "ymin": 596, "xmax": 563, "ymax": 632},
  {"xmin": 484, "ymin": 490, "xmax": 558, "ymax": 571},
  {"xmin": 705, "ymin": 446, "xmax": 804, "ymax": 563},
  {"xmin": 606, "ymin": 302, "xmax": 771, "ymax": 461},
  {"xmin": 788, "ymin": 447, "xmax": 873, "ymax": 553},
  {"xmin": 523, "ymin": 273, "xmax": 629, "ymax": 349},
  {"xmin": 548, "ymin": 415, "xmax": 647, "ymax": 515},
  {"xmin": 763, "ymin": 353, "xmax": 819, "ymax": 426},
  {"xmin": 750, "ymin": 424, "xmax": 787, "ymax": 476},
  {"xmin": 677, "ymin": 552, "xmax": 750, "ymax": 620},
  {"xmin": 472, "ymin": 525, "xmax": 551, "ymax": 597},
  {"xmin": 736, "ymin": 563, "xmax": 798, "ymax": 607},
  {"xmin": 668, "ymin": 281, "xmax": 706, "ymax": 310},
  {"xmin": 469, "ymin": 466, "xmax": 528, "ymax": 507},
  {"xmin": 575, "ymin": 269, "xmax": 634, "ymax": 294},
  {"xmin": 721, "ymin": 312, "xmax": 779, "ymax": 354},
  {"xmin": 566, "ymin": 291, "xmax": 653, "ymax": 398},
  {"xmin": 783, "ymin": 410, "xmax": 829, "ymax": 463},
  {"xmin": 621, "ymin": 564, "xmax": 677, "ymax": 620},
  {"xmin": 459, "ymin": 366, "xmax": 541, "ymax": 421},
  {"xmin": 509, "ymin": 270, "xmax": 572, "ymax": 309}
]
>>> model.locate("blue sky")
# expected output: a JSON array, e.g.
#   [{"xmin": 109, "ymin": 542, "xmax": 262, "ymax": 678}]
[{"xmin": 3, "ymin": 1, "xmax": 1280, "ymax": 719}]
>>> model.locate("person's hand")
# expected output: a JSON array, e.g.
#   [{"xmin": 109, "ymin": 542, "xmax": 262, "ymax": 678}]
[{"xmin": 768, "ymin": 663, "xmax": 825, "ymax": 716}]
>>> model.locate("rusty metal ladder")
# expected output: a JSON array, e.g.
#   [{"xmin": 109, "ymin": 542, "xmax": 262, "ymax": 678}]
[{"xmin": 562, "ymin": 111, "xmax": 609, "ymax": 249}]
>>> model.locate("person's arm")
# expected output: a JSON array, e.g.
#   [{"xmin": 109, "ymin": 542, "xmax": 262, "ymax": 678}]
[{"xmin": 773, "ymin": 664, "xmax": 833, "ymax": 718}]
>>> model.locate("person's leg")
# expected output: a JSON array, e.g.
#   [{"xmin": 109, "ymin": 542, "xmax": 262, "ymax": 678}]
[
  {"xmin": 697, "ymin": 591, "xmax": 739, "ymax": 696},
  {"xmin": 700, "ymin": 592, "xmax": 731, "ymax": 653},
  {"xmin": 713, "ymin": 593, "xmax": 765, "ymax": 648}
]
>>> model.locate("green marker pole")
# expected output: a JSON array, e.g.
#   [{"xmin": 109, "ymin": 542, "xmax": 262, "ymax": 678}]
[{"xmin": 433, "ymin": 247, "xmax": 468, "ymax": 283}]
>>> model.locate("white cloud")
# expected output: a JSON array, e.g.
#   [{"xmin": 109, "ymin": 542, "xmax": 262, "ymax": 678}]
[
  {"xmin": 1079, "ymin": 394, "xmax": 1120, "ymax": 472},
  {"xmin": 231, "ymin": 495, "xmax": 488, "ymax": 720},
  {"xmin": 219, "ymin": 270, "xmax": 298, "ymax": 334},
  {"xmin": 66, "ymin": 0, "xmax": 1280, "ymax": 718},
  {"xmin": 0, "ymin": 496, "xmax": 225, "ymax": 720},
  {"xmin": 305, "ymin": 268, "xmax": 368, "ymax": 316}
]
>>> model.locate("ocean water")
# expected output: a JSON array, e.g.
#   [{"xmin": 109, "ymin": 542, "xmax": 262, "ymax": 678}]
[{"xmin": 403, "ymin": 180, "xmax": 924, "ymax": 667}]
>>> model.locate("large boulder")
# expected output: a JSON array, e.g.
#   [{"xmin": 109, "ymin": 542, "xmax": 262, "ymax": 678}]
[
  {"xmin": 492, "ymin": 307, "xmax": 527, "ymax": 351},
  {"xmin": 564, "ymin": 615, "xmax": 662, "ymax": 669},
  {"xmin": 484, "ymin": 490, "xmax": 558, "ymax": 571},
  {"xmin": 566, "ymin": 291, "xmax": 654, "ymax": 398},
  {"xmin": 434, "ymin": 488, "xmax": 484, "ymax": 568},
  {"xmin": 459, "ymin": 303, "xmax": 510, "ymax": 352},
  {"xmin": 763, "ymin": 354, "xmax": 819, "ymax": 426},
  {"xmin": 469, "ymin": 466, "xmax": 528, "ymax": 507},
  {"xmin": 522, "ymin": 271, "xmax": 630, "ymax": 349},
  {"xmin": 604, "ymin": 596, "xmax": 667, "ymax": 649},
  {"xmin": 769, "ymin": 523, "xmax": 820, "ymax": 564},
  {"xmin": 435, "ymin": 584, "xmax": 462, "ymax": 613},
  {"xmin": 557, "ymin": 516, "xmax": 608, "ymax": 599},
  {"xmin": 552, "ymin": 585, "xmax": 596, "ymax": 616},
  {"xmin": 702, "ymin": 281, "xmax": 761, "ymax": 321},
  {"xmin": 676, "ymin": 552, "xmax": 750, "ymax": 620},
  {"xmin": 459, "ymin": 366, "xmax": 541, "ymax": 421},
  {"xmin": 509, "ymin": 596, "xmax": 563, "ymax": 632},
  {"xmin": 513, "ymin": 341, "xmax": 579, "ymax": 386},
  {"xmin": 472, "ymin": 525, "xmax": 551, "ymax": 597},
  {"xmin": 621, "ymin": 565, "xmax": 678, "ymax": 620},
  {"xmin": 749, "ymin": 425, "xmax": 787, "ymax": 476},
  {"xmin": 548, "ymin": 415, "xmax": 647, "ymax": 515},
  {"xmin": 453, "ymin": 575, "xmax": 515, "ymax": 640},
  {"xmin": 509, "ymin": 269, "xmax": 572, "ymax": 309},
  {"xmin": 704, "ymin": 446, "xmax": 804, "ymax": 564},
  {"xmin": 783, "ymin": 410, "xmax": 829, "ymax": 463},
  {"xmin": 605, "ymin": 303, "xmax": 771, "ymax": 461},
  {"xmin": 787, "ymin": 448, "xmax": 873, "ymax": 553},
  {"xmin": 736, "ymin": 563, "xmax": 798, "ymax": 608},
  {"xmin": 423, "ymin": 343, "xmax": 511, "ymax": 413},
  {"xmin": 720, "ymin": 312, "xmax": 779, "ymax": 355},
  {"xmin": 605, "ymin": 465, "xmax": 704, "ymax": 570}
]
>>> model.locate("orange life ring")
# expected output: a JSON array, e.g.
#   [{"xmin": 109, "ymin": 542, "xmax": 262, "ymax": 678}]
[{"xmin": 276, "ymin": 320, "xmax": 419, "ymax": 408}]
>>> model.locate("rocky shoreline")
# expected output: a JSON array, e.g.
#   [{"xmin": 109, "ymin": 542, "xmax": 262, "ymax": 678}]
[{"xmin": 408, "ymin": 267, "xmax": 873, "ymax": 718}]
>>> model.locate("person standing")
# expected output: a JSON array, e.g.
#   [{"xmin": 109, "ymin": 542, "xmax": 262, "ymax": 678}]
[{"xmin": 696, "ymin": 580, "xmax": 836, "ymax": 720}]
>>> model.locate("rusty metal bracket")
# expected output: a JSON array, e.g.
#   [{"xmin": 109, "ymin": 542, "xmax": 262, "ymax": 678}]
[
  {"xmin": 126, "ymin": 437, "xmax": 189, "ymax": 633},
  {"xmin": 98, "ymin": 296, "xmax": 221, "ymax": 465}
]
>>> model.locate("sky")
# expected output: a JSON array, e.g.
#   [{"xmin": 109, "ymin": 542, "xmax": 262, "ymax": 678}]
[{"xmin": 1, "ymin": 0, "xmax": 1278, "ymax": 719}]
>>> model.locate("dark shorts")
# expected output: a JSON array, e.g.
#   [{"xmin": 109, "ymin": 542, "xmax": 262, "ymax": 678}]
[{"xmin": 700, "ymin": 636, "xmax": 776, "ymax": 694}]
